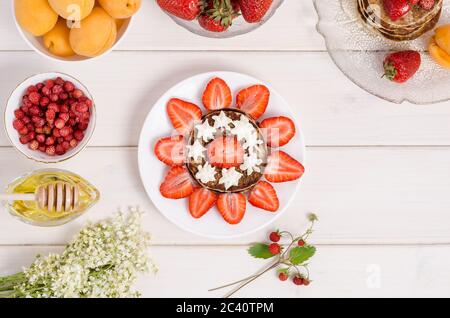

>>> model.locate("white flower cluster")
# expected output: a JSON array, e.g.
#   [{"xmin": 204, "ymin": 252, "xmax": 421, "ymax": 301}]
[{"xmin": 12, "ymin": 208, "xmax": 156, "ymax": 298}]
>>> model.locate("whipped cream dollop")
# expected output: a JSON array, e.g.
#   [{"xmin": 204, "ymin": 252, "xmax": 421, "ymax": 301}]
[
  {"xmin": 196, "ymin": 162, "xmax": 217, "ymax": 184},
  {"xmin": 187, "ymin": 140, "xmax": 206, "ymax": 161},
  {"xmin": 219, "ymin": 167, "xmax": 243, "ymax": 190}
]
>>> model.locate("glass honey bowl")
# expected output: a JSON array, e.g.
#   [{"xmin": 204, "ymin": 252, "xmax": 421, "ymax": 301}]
[{"xmin": 3, "ymin": 169, "xmax": 100, "ymax": 227}]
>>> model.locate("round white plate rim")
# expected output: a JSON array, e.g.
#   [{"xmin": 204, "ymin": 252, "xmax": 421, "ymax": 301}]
[{"xmin": 138, "ymin": 71, "xmax": 306, "ymax": 239}]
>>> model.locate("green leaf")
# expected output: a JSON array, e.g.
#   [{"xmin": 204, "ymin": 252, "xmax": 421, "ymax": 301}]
[
  {"xmin": 289, "ymin": 246, "xmax": 316, "ymax": 265},
  {"xmin": 248, "ymin": 243, "xmax": 275, "ymax": 259}
]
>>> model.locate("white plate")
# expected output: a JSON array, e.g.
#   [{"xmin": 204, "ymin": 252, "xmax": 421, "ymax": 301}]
[{"xmin": 138, "ymin": 72, "xmax": 305, "ymax": 239}]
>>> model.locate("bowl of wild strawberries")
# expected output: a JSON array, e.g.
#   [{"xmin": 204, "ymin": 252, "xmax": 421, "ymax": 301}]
[
  {"xmin": 4, "ymin": 72, "xmax": 96, "ymax": 163},
  {"xmin": 156, "ymin": 0, "xmax": 284, "ymax": 38}
]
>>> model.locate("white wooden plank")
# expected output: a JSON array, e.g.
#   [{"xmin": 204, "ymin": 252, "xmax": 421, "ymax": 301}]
[
  {"xmin": 2, "ymin": 51, "xmax": 450, "ymax": 147},
  {"xmin": 0, "ymin": 244, "xmax": 449, "ymax": 297},
  {"xmin": 0, "ymin": 146, "xmax": 449, "ymax": 245},
  {"xmin": 0, "ymin": 0, "xmax": 324, "ymax": 51}
]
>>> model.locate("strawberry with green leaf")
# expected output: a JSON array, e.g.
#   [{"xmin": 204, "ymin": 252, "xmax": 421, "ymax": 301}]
[
  {"xmin": 210, "ymin": 213, "xmax": 318, "ymax": 297},
  {"xmin": 383, "ymin": 50, "xmax": 421, "ymax": 83}
]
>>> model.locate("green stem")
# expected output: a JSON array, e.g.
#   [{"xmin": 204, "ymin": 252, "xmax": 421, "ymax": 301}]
[{"xmin": 0, "ymin": 272, "xmax": 25, "ymax": 291}]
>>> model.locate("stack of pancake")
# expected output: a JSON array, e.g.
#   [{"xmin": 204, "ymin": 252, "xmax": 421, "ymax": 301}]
[{"xmin": 358, "ymin": 0, "xmax": 443, "ymax": 41}]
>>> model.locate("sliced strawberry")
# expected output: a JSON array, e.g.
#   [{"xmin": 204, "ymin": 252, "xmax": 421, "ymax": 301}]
[
  {"xmin": 154, "ymin": 135, "xmax": 186, "ymax": 166},
  {"xmin": 264, "ymin": 151, "xmax": 305, "ymax": 183},
  {"xmin": 167, "ymin": 98, "xmax": 202, "ymax": 135},
  {"xmin": 236, "ymin": 84, "xmax": 270, "ymax": 120},
  {"xmin": 217, "ymin": 193, "xmax": 247, "ymax": 224},
  {"xmin": 207, "ymin": 136, "xmax": 244, "ymax": 168},
  {"xmin": 202, "ymin": 77, "xmax": 232, "ymax": 110},
  {"xmin": 189, "ymin": 188, "xmax": 218, "ymax": 218},
  {"xmin": 260, "ymin": 116, "xmax": 296, "ymax": 148},
  {"xmin": 160, "ymin": 166, "xmax": 195, "ymax": 199},
  {"xmin": 248, "ymin": 181, "xmax": 279, "ymax": 212}
]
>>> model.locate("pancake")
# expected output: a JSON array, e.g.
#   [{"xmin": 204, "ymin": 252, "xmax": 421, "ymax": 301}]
[{"xmin": 358, "ymin": 0, "xmax": 442, "ymax": 41}]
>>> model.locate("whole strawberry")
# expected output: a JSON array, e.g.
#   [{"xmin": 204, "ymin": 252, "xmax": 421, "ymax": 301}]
[
  {"xmin": 383, "ymin": 50, "xmax": 421, "ymax": 83},
  {"xmin": 157, "ymin": 0, "xmax": 202, "ymax": 20},
  {"xmin": 198, "ymin": 0, "xmax": 238, "ymax": 32},
  {"xmin": 383, "ymin": 0, "xmax": 411, "ymax": 21},
  {"xmin": 238, "ymin": 0, "xmax": 273, "ymax": 23}
]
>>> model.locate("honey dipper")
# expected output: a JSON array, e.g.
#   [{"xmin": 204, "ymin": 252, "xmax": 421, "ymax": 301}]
[{"xmin": 0, "ymin": 182, "xmax": 80, "ymax": 213}]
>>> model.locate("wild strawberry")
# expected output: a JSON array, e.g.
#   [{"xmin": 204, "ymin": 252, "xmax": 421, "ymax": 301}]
[
  {"xmin": 19, "ymin": 136, "xmax": 29, "ymax": 144},
  {"xmin": 55, "ymin": 119, "xmax": 65, "ymax": 129},
  {"xmin": 14, "ymin": 109, "xmax": 25, "ymax": 119},
  {"xmin": 383, "ymin": 0, "xmax": 411, "ymax": 21},
  {"xmin": 27, "ymin": 85, "xmax": 38, "ymax": 94},
  {"xmin": 46, "ymin": 109, "xmax": 56, "ymax": 121},
  {"xmin": 45, "ymin": 136, "xmax": 55, "ymax": 146},
  {"xmin": 303, "ymin": 279, "xmax": 310, "ymax": 286},
  {"xmin": 39, "ymin": 96, "xmax": 50, "ymax": 107},
  {"xmin": 28, "ymin": 106, "xmax": 40, "ymax": 116},
  {"xmin": 13, "ymin": 119, "xmax": 24, "ymax": 130},
  {"xmin": 28, "ymin": 140, "xmax": 39, "ymax": 151},
  {"xmin": 55, "ymin": 144, "xmax": 65, "ymax": 156},
  {"xmin": 45, "ymin": 79, "xmax": 54, "ymax": 88},
  {"xmin": 28, "ymin": 91, "xmax": 41, "ymax": 105},
  {"xmin": 298, "ymin": 239, "xmax": 305, "ymax": 247},
  {"xmin": 36, "ymin": 134, "xmax": 45, "ymax": 143},
  {"xmin": 60, "ymin": 126, "xmax": 71, "ymax": 137},
  {"xmin": 45, "ymin": 145, "xmax": 56, "ymax": 156},
  {"xmin": 293, "ymin": 276, "xmax": 304, "ymax": 285},
  {"xmin": 269, "ymin": 231, "xmax": 281, "ymax": 242},
  {"xmin": 64, "ymin": 81, "xmax": 75, "ymax": 92},
  {"xmin": 278, "ymin": 272, "xmax": 288, "ymax": 281},
  {"xmin": 41, "ymin": 86, "xmax": 51, "ymax": 96},
  {"xmin": 269, "ymin": 243, "xmax": 281, "ymax": 255},
  {"xmin": 384, "ymin": 50, "xmax": 421, "ymax": 83},
  {"xmin": 50, "ymin": 94, "xmax": 59, "ymax": 102},
  {"xmin": 419, "ymin": 0, "xmax": 435, "ymax": 10},
  {"xmin": 18, "ymin": 127, "xmax": 28, "ymax": 135},
  {"xmin": 72, "ymin": 89, "xmax": 84, "ymax": 99},
  {"xmin": 52, "ymin": 85, "xmax": 63, "ymax": 95}
]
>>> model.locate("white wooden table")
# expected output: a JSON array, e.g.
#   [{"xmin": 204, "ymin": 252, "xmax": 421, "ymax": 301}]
[{"xmin": 1, "ymin": 1, "xmax": 450, "ymax": 298}]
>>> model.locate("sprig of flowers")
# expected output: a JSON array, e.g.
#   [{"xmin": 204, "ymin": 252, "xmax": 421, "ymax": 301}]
[
  {"xmin": 210, "ymin": 214, "xmax": 318, "ymax": 297},
  {"xmin": 0, "ymin": 208, "xmax": 156, "ymax": 298}
]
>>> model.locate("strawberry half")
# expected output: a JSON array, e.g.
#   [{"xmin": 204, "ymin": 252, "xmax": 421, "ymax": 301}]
[
  {"xmin": 189, "ymin": 188, "xmax": 218, "ymax": 218},
  {"xmin": 202, "ymin": 77, "xmax": 232, "ymax": 110},
  {"xmin": 160, "ymin": 166, "xmax": 195, "ymax": 199},
  {"xmin": 207, "ymin": 136, "xmax": 244, "ymax": 168},
  {"xmin": 154, "ymin": 135, "xmax": 186, "ymax": 166},
  {"xmin": 264, "ymin": 151, "xmax": 305, "ymax": 183},
  {"xmin": 217, "ymin": 192, "xmax": 247, "ymax": 224},
  {"xmin": 157, "ymin": 0, "xmax": 202, "ymax": 20},
  {"xmin": 167, "ymin": 98, "xmax": 202, "ymax": 135},
  {"xmin": 383, "ymin": 0, "xmax": 411, "ymax": 21},
  {"xmin": 260, "ymin": 116, "xmax": 296, "ymax": 148},
  {"xmin": 236, "ymin": 84, "xmax": 270, "ymax": 120},
  {"xmin": 383, "ymin": 50, "xmax": 421, "ymax": 83},
  {"xmin": 239, "ymin": 0, "xmax": 273, "ymax": 23},
  {"xmin": 248, "ymin": 181, "xmax": 279, "ymax": 212}
]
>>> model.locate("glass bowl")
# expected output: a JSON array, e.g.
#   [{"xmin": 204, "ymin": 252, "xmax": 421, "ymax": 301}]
[
  {"xmin": 314, "ymin": 0, "xmax": 450, "ymax": 104},
  {"xmin": 158, "ymin": 0, "xmax": 284, "ymax": 38},
  {"xmin": 4, "ymin": 169, "xmax": 100, "ymax": 227}
]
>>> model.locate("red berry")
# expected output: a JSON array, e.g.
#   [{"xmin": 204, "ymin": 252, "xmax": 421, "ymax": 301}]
[
  {"xmin": 45, "ymin": 145, "xmax": 56, "ymax": 156},
  {"xmin": 59, "ymin": 112, "xmax": 70, "ymax": 122},
  {"xmin": 64, "ymin": 81, "xmax": 75, "ymax": 92},
  {"xmin": 60, "ymin": 126, "xmax": 71, "ymax": 137},
  {"xmin": 76, "ymin": 102, "xmax": 89, "ymax": 113},
  {"xmin": 36, "ymin": 83, "xmax": 44, "ymax": 90},
  {"xmin": 72, "ymin": 89, "xmax": 83, "ymax": 99},
  {"xmin": 293, "ymin": 276, "xmax": 304, "ymax": 286},
  {"xmin": 39, "ymin": 96, "xmax": 50, "ymax": 107},
  {"xmin": 278, "ymin": 273, "xmax": 288, "ymax": 281},
  {"xmin": 28, "ymin": 91, "xmax": 41, "ymax": 105},
  {"xmin": 64, "ymin": 134, "xmax": 74, "ymax": 141},
  {"xmin": 36, "ymin": 134, "xmax": 45, "ymax": 143},
  {"xmin": 14, "ymin": 109, "xmax": 25, "ymax": 119},
  {"xmin": 18, "ymin": 127, "xmax": 28, "ymax": 135},
  {"xmin": 28, "ymin": 140, "xmax": 39, "ymax": 150},
  {"xmin": 45, "ymin": 79, "xmax": 54, "ymax": 89},
  {"xmin": 45, "ymin": 136, "xmax": 55, "ymax": 146},
  {"xmin": 55, "ymin": 119, "xmax": 65, "ymax": 129},
  {"xmin": 38, "ymin": 145, "xmax": 46, "ymax": 153},
  {"xmin": 27, "ymin": 85, "xmax": 38, "ymax": 94},
  {"xmin": 298, "ymin": 239, "xmax": 305, "ymax": 247},
  {"xmin": 43, "ymin": 126, "xmax": 52, "ymax": 135},
  {"xmin": 28, "ymin": 106, "xmax": 40, "ymax": 116},
  {"xmin": 46, "ymin": 109, "xmax": 56, "ymax": 120},
  {"xmin": 52, "ymin": 85, "xmax": 63, "ymax": 95},
  {"xmin": 59, "ymin": 93, "xmax": 68, "ymax": 100},
  {"xmin": 73, "ymin": 130, "xmax": 84, "ymax": 141},
  {"xmin": 55, "ymin": 77, "xmax": 64, "ymax": 85},
  {"xmin": 420, "ymin": 0, "xmax": 435, "ymax": 10},
  {"xmin": 53, "ymin": 128, "xmax": 61, "ymax": 138},
  {"xmin": 269, "ymin": 243, "xmax": 281, "ymax": 255},
  {"xmin": 19, "ymin": 136, "xmax": 29, "ymax": 144},
  {"xmin": 13, "ymin": 119, "xmax": 24, "ymax": 130},
  {"xmin": 55, "ymin": 144, "xmax": 65, "ymax": 155},
  {"xmin": 27, "ymin": 131, "xmax": 35, "ymax": 141},
  {"xmin": 42, "ymin": 86, "xmax": 51, "ymax": 96},
  {"xmin": 50, "ymin": 94, "xmax": 59, "ymax": 102},
  {"xmin": 62, "ymin": 141, "xmax": 70, "ymax": 150},
  {"xmin": 22, "ymin": 116, "xmax": 31, "ymax": 124},
  {"xmin": 303, "ymin": 279, "xmax": 310, "ymax": 286},
  {"xmin": 269, "ymin": 231, "xmax": 281, "ymax": 242},
  {"xmin": 60, "ymin": 104, "xmax": 69, "ymax": 113},
  {"xmin": 69, "ymin": 139, "xmax": 78, "ymax": 148}
]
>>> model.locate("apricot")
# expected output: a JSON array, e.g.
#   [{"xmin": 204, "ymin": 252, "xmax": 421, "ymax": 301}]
[
  {"xmin": 116, "ymin": 19, "xmax": 125, "ymax": 31},
  {"xmin": 69, "ymin": 7, "xmax": 117, "ymax": 57},
  {"xmin": 434, "ymin": 25, "xmax": 450, "ymax": 56},
  {"xmin": 48, "ymin": 0, "xmax": 95, "ymax": 20},
  {"xmin": 15, "ymin": 0, "xmax": 58, "ymax": 36},
  {"xmin": 98, "ymin": 0, "xmax": 142, "ymax": 19},
  {"xmin": 43, "ymin": 19, "xmax": 75, "ymax": 57},
  {"xmin": 429, "ymin": 37, "xmax": 450, "ymax": 69}
]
